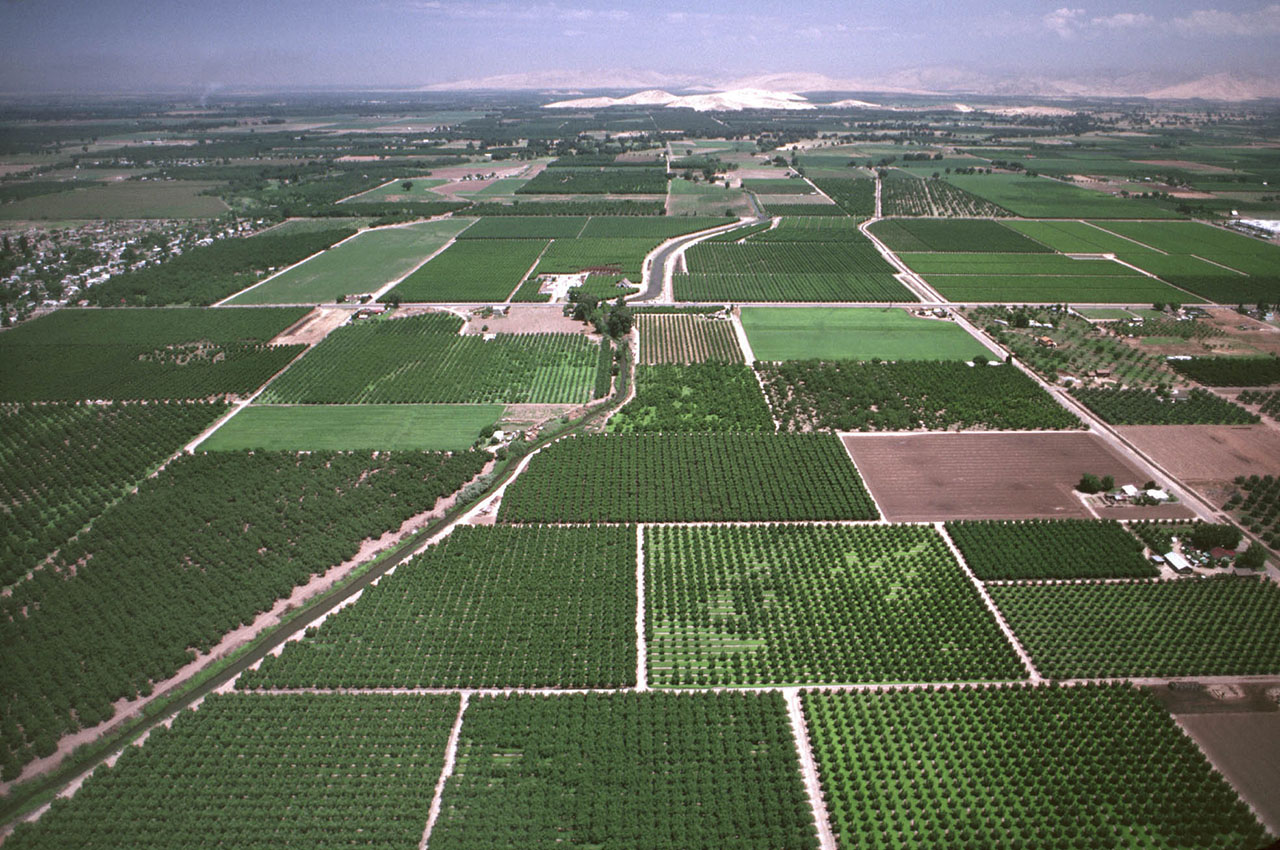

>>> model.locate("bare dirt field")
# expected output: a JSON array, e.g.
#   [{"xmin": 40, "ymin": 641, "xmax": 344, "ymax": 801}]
[
  {"xmin": 269, "ymin": 307, "xmax": 351, "ymax": 346},
  {"xmin": 842, "ymin": 432, "xmax": 1194, "ymax": 521},
  {"xmin": 461, "ymin": 304, "xmax": 594, "ymax": 336},
  {"xmin": 1202, "ymin": 308, "xmax": 1280, "ymax": 357},
  {"xmin": 1119, "ymin": 425, "xmax": 1280, "ymax": 481},
  {"xmin": 1176, "ymin": 712, "xmax": 1280, "ymax": 835}
]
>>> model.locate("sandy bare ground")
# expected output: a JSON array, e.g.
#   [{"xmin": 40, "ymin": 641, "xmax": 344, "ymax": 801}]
[
  {"xmin": 0, "ymin": 460, "xmax": 492, "ymax": 794},
  {"xmin": 461, "ymin": 304, "xmax": 594, "ymax": 336},
  {"xmin": 1176, "ymin": 712, "xmax": 1280, "ymax": 835},
  {"xmin": 1118, "ymin": 425, "xmax": 1280, "ymax": 481},
  {"xmin": 842, "ymin": 432, "xmax": 1194, "ymax": 522},
  {"xmin": 268, "ymin": 306, "xmax": 350, "ymax": 346}
]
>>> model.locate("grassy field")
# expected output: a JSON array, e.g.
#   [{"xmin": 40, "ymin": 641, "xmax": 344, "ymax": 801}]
[
  {"xmin": 228, "ymin": 220, "xmax": 474, "ymax": 304},
  {"xmin": 666, "ymin": 177, "xmax": 753, "ymax": 217},
  {"xmin": 944, "ymin": 174, "xmax": 1182, "ymax": 219},
  {"xmin": 342, "ymin": 177, "xmax": 448, "ymax": 203},
  {"xmin": 200, "ymin": 404, "xmax": 503, "ymax": 451},
  {"xmin": 741, "ymin": 306, "xmax": 988, "ymax": 361},
  {"xmin": 389, "ymin": 238, "xmax": 548, "ymax": 301},
  {"xmin": 0, "ymin": 180, "xmax": 228, "ymax": 219}
]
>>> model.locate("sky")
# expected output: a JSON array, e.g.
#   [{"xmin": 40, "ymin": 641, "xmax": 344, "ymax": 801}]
[{"xmin": 0, "ymin": 0, "xmax": 1278, "ymax": 93}]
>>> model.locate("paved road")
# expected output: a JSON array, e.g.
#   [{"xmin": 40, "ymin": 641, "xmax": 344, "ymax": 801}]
[{"xmin": 635, "ymin": 218, "xmax": 761, "ymax": 302}]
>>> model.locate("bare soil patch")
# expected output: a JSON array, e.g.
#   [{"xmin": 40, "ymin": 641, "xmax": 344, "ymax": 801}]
[
  {"xmin": 1175, "ymin": 712, "xmax": 1280, "ymax": 835},
  {"xmin": 269, "ymin": 307, "xmax": 351, "ymax": 346},
  {"xmin": 1202, "ymin": 308, "xmax": 1280, "ymax": 357},
  {"xmin": 842, "ymin": 432, "xmax": 1193, "ymax": 521},
  {"xmin": 1118, "ymin": 425, "xmax": 1280, "ymax": 482},
  {"xmin": 462, "ymin": 304, "xmax": 594, "ymax": 336}
]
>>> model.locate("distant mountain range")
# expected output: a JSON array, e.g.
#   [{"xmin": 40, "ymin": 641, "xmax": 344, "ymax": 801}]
[{"xmin": 422, "ymin": 70, "xmax": 1280, "ymax": 102}]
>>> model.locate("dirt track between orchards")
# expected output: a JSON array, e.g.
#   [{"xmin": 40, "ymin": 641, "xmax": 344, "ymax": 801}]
[{"xmin": 842, "ymin": 432, "xmax": 1195, "ymax": 521}]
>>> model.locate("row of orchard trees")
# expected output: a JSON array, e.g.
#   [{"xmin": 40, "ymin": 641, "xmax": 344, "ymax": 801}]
[{"xmin": 0, "ymin": 449, "xmax": 486, "ymax": 780}]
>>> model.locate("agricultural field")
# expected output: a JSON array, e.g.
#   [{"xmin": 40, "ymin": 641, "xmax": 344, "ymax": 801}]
[
  {"xmin": 0, "ymin": 307, "xmax": 308, "ymax": 401},
  {"xmin": 747, "ymin": 217, "xmax": 868, "ymax": 242},
  {"xmin": 0, "ymin": 449, "xmax": 486, "ymax": 778},
  {"xmin": 991, "ymin": 576, "xmax": 1280, "ymax": 678},
  {"xmin": 744, "ymin": 178, "xmax": 814, "ymax": 194},
  {"xmin": 226, "ymin": 219, "xmax": 473, "ymax": 304},
  {"xmin": 518, "ymin": 167, "xmax": 667, "ymax": 194},
  {"xmin": 740, "ymin": 307, "xmax": 988, "ymax": 362},
  {"xmin": 4, "ymin": 694, "xmax": 458, "ymax": 849},
  {"xmin": 675, "ymin": 273, "xmax": 911, "ymax": 302},
  {"xmin": 944, "ymin": 173, "xmax": 1182, "ymax": 218},
  {"xmin": 869, "ymin": 219, "xmax": 1050, "ymax": 253},
  {"xmin": 342, "ymin": 176, "xmax": 448, "ymax": 202},
  {"xmin": 842, "ymin": 432, "xmax": 1193, "ymax": 521},
  {"xmin": 759, "ymin": 360, "xmax": 1080, "ymax": 432},
  {"xmin": 1069, "ymin": 387, "xmax": 1259, "ymax": 425},
  {"xmin": 1117, "ymin": 425, "xmax": 1280, "ymax": 484},
  {"xmin": 804, "ymin": 685, "xmax": 1270, "ymax": 850},
  {"xmin": 808, "ymin": 178, "xmax": 875, "ymax": 215},
  {"xmin": 456, "ymin": 216, "xmax": 588, "ymax": 239},
  {"xmin": 760, "ymin": 201, "xmax": 846, "ymax": 216},
  {"xmin": 666, "ymin": 177, "xmax": 753, "ymax": 217},
  {"xmin": 1169, "ymin": 356, "xmax": 1280, "ymax": 387},
  {"xmin": 387, "ymin": 237, "xmax": 547, "ymax": 301},
  {"xmin": 0, "ymin": 179, "xmax": 229, "ymax": 220},
  {"xmin": 944, "ymin": 519, "xmax": 1155, "ymax": 580},
  {"xmin": 881, "ymin": 172, "xmax": 1011, "ymax": 217},
  {"xmin": 579, "ymin": 215, "xmax": 730, "ymax": 239},
  {"xmin": 0, "ymin": 400, "xmax": 226, "ymax": 583},
  {"xmin": 637, "ymin": 313, "xmax": 742, "ymax": 364},
  {"xmin": 533, "ymin": 236, "xmax": 654, "ymax": 277},
  {"xmin": 609, "ymin": 363, "xmax": 774, "ymax": 433},
  {"xmin": 429, "ymin": 692, "xmax": 818, "ymax": 850},
  {"xmin": 679, "ymin": 215, "xmax": 897, "ymax": 301},
  {"xmin": 87, "ymin": 228, "xmax": 357, "ymax": 306},
  {"xmin": 497, "ymin": 433, "xmax": 878, "ymax": 522},
  {"xmin": 1004, "ymin": 219, "xmax": 1161, "ymax": 254},
  {"xmin": 1225, "ymin": 475, "xmax": 1280, "ymax": 550},
  {"xmin": 259, "ymin": 312, "xmax": 604, "ymax": 405},
  {"xmin": 1239, "ymin": 388, "xmax": 1280, "ymax": 419},
  {"xmin": 1096, "ymin": 220, "xmax": 1280, "ymax": 275},
  {"xmin": 646, "ymin": 524, "xmax": 1026, "ymax": 686},
  {"xmin": 240, "ymin": 526, "xmax": 636, "ymax": 689},
  {"xmin": 200, "ymin": 403, "xmax": 503, "ymax": 451},
  {"xmin": 902, "ymin": 252, "xmax": 1144, "ymax": 276},
  {"xmin": 686, "ymin": 240, "xmax": 893, "ymax": 276},
  {"xmin": 924, "ymin": 274, "xmax": 1193, "ymax": 304}
]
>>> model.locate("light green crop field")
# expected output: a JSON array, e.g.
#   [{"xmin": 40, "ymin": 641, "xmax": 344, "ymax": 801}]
[
  {"xmin": 201, "ymin": 404, "xmax": 503, "ymax": 451},
  {"xmin": 924, "ymin": 274, "xmax": 1201, "ymax": 303},
  {"xmin": 343, "ymin": 177, "xmax": 448, "ymax": 203},
  {"xmin": 740, "ymin": 307, "xmax": 988, "ymax": 361},
  {"xmin": 1003, "ymin": 220, "xmax": 1151, "ymax": 254},
  {"xmin": 228, "ymin": 220, "xmax": 475, "ymax": 304},
  {"xmin": 1076, "ymin": 308, "xmax": 1135, "ymax": 319},
  {"xmin": 0, "ymin": 181, "xmax": 229, "ymax": 220},
  {"xmin": 944, "ymin": 174, "xmax": 1182, "ymax": 219},
  {"xmin": 900, "ymin": 252, "xmax": 1143, "ymax": 276}
]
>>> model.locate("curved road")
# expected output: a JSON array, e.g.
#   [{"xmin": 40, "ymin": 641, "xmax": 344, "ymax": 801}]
[{"xmin": 635, "ymin": 216, "xmax": 765, "ymax": 302}]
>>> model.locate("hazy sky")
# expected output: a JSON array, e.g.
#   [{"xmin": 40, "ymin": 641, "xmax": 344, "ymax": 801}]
[{"xmin": 1, "ymin": 0, "xmax": 1277, "ymax": 92}]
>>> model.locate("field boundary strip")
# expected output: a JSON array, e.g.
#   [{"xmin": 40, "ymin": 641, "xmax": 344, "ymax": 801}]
[
  {"xmin": 419, "ymin": 691, "xmax": 470, "ymax": 850},
  {"xmin": 372, "ymin": 218, "xmax": 479, "ymax": 302},
  {"xmin": 935, "ymin": 522, "xmax": 1043, "ymax": 683},
  {"xmin": 784, "ymin": 689, "xmax": 839, "ymax": 850}
]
